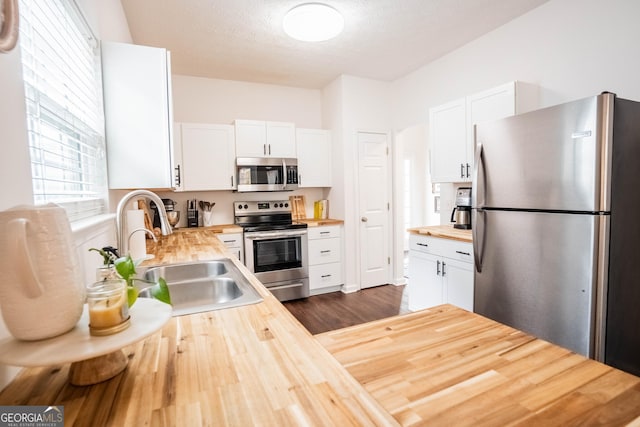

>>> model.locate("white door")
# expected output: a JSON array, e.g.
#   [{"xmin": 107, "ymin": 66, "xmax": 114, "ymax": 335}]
[{"xmin": 358, "ymin": 132, "xmax": 391, "ymax": 288}]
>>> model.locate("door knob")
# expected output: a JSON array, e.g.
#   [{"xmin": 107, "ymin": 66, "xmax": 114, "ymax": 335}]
[{"xmin": 361, "ymin": 217, "xmax": 368, "ymax": 222}]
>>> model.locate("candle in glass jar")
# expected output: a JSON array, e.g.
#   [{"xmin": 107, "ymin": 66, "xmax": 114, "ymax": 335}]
[{"xmin": 87, "ymin": 279, "xmax": 130, "ymax": 335}]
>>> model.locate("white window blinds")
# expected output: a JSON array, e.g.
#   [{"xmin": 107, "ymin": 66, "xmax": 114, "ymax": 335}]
[{"xmin": 19, "ymin": 0, "xmax": 107, "ymax": 222}]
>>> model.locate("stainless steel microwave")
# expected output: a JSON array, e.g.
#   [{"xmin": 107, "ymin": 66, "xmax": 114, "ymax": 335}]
[{"xmin": 236, "ymin": 157, "xmax": 299, "ymax": 192}]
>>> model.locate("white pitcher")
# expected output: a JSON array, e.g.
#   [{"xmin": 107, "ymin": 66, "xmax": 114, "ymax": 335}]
[{"xmin": 0, "ymin": 204, "xmax": 85, "ymax": 340}]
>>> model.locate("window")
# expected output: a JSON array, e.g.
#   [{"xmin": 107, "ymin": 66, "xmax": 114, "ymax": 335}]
[{"xmin": 19, "ymin": 0, "xmax": 107, "ymax": 222}]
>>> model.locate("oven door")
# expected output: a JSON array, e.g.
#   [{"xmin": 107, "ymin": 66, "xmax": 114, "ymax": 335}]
[{"xmin": 244, "ymin": 229, "xmax": 308, "ymax": 284}]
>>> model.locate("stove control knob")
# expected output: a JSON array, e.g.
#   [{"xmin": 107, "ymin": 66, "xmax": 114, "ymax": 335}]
[
  {"xmin": 279, "ymin": 203, "xmax": 284, "ymax": 207},
  {"xmin": 284, "ymin": 203, "xmax": 289, "ymax": 208},
  {"xmin": 244, "ymin": 204, "xmax": 249, "ymax": 209},
  {"xmin": 237, "ymin": 204, "xmax": 243, "ymax": 209}
]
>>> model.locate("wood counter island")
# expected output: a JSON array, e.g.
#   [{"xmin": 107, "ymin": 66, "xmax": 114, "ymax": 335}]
[{"xmin": 318, "ymin": 304, "xmax": 640, "ymax": 426}]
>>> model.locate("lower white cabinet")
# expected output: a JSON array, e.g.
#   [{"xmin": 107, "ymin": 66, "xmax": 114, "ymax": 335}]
[
  {"xmin": 307, "ymin": 225, "xmax": 343, "ymax": 295},
  {"xmin": 408, "ymin": 234, "xmax": 473, "ymax": 311},
  {"xmin": 216, "ymin": 233, "xmax": 244, "ymax": 264}
]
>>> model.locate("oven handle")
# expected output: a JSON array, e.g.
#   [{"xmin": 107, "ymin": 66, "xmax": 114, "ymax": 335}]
[{"xmin": 244, "ymin": 230, "xmax": 308, "ymax": 240}]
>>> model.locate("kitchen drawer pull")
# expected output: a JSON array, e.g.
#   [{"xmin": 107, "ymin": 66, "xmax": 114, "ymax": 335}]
[
  {"xmin": 223, "ymin": 240, "xmax": 236, "ymax": 244},
  {"xmin": 417, "ymin": 243, "xmax": 428, "ymax": 247},
  {"xmin": 456, "ymin": 250, "xmax": 470, "ymax": 256},
  {"xmin": 321, "ymin": 274, "xmax": 332, "ymax": 278},
  {"xmin": 320, "ymin": 250, "xmax": 331, "ymax": 254},
  {"xmin": 320, "ymin": 231, "xmax": 330, "ymax": 235}
]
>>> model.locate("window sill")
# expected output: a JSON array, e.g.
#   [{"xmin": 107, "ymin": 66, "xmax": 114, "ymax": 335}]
[{"xmin": 71, "ymin": 213, "xmax": 116, "ymax": 235}]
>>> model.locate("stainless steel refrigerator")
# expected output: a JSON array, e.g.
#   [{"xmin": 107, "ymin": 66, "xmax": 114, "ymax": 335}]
[{"xmin": 472, "ymin": 92, "xmax": 640, "ymax": 376}]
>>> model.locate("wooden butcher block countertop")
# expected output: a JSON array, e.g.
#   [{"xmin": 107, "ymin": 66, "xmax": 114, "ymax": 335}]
[
  {"xmin": 408, "ymin": 224, "xmax": 472, "ymax": 243},
  {"xmin": 0, "ymin": 230, "xmax": 395, "ymax": 426},
  {"xmin": 318, "ymin": 304, "xmax": 640, "ymax": 426}
]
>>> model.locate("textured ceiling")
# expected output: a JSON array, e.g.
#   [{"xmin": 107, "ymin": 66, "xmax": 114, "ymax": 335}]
[{"xmin": 121, "ymin": 0, "xmax": 548, "ymax": 89}]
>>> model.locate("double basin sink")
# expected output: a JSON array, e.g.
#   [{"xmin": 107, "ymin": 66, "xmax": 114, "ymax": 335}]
[{"xmin": 138, "ymin": 258, "xmax": 263, "ymax": 316}]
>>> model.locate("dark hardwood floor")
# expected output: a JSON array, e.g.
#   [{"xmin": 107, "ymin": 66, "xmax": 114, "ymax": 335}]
[{"xmin": 283, "ymin": 284, "xmax": 406, "ymax": 335}]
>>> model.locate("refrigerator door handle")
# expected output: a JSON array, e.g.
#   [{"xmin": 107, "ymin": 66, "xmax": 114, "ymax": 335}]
[
  {"xmin": 473, "ymin": 208, "xmax": 486, "ymax": 273},
  {"xmin": 473, "ymin": 142, "xmax": 485, "ymax": 209}
]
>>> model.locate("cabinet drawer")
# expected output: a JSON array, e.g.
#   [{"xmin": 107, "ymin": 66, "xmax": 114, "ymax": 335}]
[
  {"xmin": 439, "ymin": 240, "xmax": 473, "ymax": 263},
  {"xmin": 308, "ymin": 225, "xmax": 341, "ymax": 240},
  {"xmin": 309, "ymin": 263, "xmax": 342, "ymax": 290},
  {"xmin": 217, "ymin": 233, "xmax": 242, "ymax": 248},
  {"xmin": 409, "ymin": 234, "xmax": 472, "ymax": 263},
  {"xmin": 409, "ymin": 234, "xmax": 442, "ymax": 254},
  {"xmin": 308, "ymin": 238, "xmax": 341, "ymax": 265}
]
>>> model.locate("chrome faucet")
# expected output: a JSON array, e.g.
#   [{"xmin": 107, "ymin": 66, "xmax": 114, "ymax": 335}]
[{"xmin": 116, "ymin": 190, "xmax": 173, "ymax": 257}]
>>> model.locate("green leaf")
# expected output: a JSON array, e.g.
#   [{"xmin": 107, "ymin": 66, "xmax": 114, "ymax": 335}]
[
  {"xmin": 150, "ymin": 277, "xmax": 172, "ymax": 305},
  {"xmin": 114, "ymin": 255, "xmax": 136, "ymax": 280},
  {"xmin": 127, "ymin": 286, "xmax": 139, "ymax": 308}
]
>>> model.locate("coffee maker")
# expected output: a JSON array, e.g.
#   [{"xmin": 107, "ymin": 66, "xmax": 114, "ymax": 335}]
[{"xmin": 451, "ymin": 187, "xmax": 472, "ymax": 229}]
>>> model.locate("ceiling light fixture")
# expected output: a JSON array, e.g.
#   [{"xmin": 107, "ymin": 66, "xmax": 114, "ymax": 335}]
[{"xmin": 283, "ymin": 3, "xmax": 344, "ymax": 42}]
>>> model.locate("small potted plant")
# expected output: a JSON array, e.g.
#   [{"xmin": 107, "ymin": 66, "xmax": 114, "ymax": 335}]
[{"xmin": 89, "ymin": 248, "xmax": 171, "ymax": 307}]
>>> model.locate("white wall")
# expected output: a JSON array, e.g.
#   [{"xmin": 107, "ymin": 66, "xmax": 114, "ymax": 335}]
[
  {"xmin": 323, "ymin": 75, "xmax": 392, "ymax": 292},
  {"xmin": 391, "ymin": 0, "xmax": 640, "ymax": 223},
  {"xmin": 172, "ymin": 75, "xmax": 322, "ymax": 127}
]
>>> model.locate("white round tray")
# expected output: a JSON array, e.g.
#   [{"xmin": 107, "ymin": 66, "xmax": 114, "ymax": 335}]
[{"xmin": 0, "ymin": 298, "xmax": 172, "ymax": 367}]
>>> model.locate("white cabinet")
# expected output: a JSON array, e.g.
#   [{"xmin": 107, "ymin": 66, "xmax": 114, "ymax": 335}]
[
  {"xmin": 176, "ymin": 123, "xmax": 236, "ymax": 191},
  {"xmin": 296, "ymin": 128, "xmax": 332, "ymax": 187},
  {"xmin": 430, "ymin": 81, "xmax": 533, "ymax": 183},
  {"xmin": 307, "ymin": 225, "xmax": 343, "ymax": 295},
  {"xmin": 429, "ymin": 98, "xmax": 467, "ymax": 183},
  {"xmin": 408, "ymin": 234, "xmax": 474, "ymax": 311},
  {"xmin": 216, "ymin": 233, "xmax": 244, "ymax": 264},
  {"xmin": 235, "ymin": 120, "xmax": 296, "ymax": 158},
  {"xmin": 102, "ymin": 41, "xmax": 176, "ymax": 189}
]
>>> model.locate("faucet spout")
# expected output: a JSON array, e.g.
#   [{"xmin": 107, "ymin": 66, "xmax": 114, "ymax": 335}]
[{"xmin": 116, "ymin": 190, "xmax": 173, "ymax": 257}]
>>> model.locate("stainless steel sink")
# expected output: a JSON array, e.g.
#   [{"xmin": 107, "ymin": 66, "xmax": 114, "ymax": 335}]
[{"xmin": 138, "ymin": 259, "xmax": 263, "ymax": 316}]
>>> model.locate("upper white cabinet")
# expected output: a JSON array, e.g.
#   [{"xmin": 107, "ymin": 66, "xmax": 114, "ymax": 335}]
[
  {"xmin": 296, "ymin": 128, "xmax": 332, "ymax": 187},
  {"xmin": 102, "ymin": 41, "xmax": 176, "ymax": 189},
  {"xmin": 176, "ymin": 123, "xmax": 236, "ymax": 191},
  {"xmin": 429, "ymin": 98, "xmax": 467, "ymax": 183},
  {"xmin": 430, "ymin": 81, "xmax": 535, "ymax": 183},
  {"xmin": 235, "ymin": 120, "xmax": 296, "ymax": 158}
]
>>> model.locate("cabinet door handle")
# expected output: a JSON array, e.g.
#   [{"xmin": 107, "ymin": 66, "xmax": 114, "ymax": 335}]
[
  {"xmin": 437, "ymin": 260, "xmax": 441, "ymax": 276},
  {"xmin": 466, "ymin": 163, "xmax": 470, "ymax": 178},
  {"xmin": 268, "ymin": 144, "xmax": 271, "ymax": 155},
  {"xmin": 174, "ymin": 164, "xmax": 181, "ymax": 187},
  {"xmin": 456, "ymin": 250, "xmax": 470, "ymax": 256},
  {"xmin": 417, "ymin": 243, "xmax": 428, "ymax": 247},
  {"xmin": 442, "ymin": 261, "xmax": 446, "ymax": 276},
  {"xmin": 460, "ymin": 163, "xmax": 465, "ymax": 179},
  {"xmin": 320, "ymin": 250, "xmax": 331, "ymax": 254},
  {"xmin": 231, "ymin": 175, "xmax": 234, "ymax": 188},
  {"xmin": 263, "ymin": 144, "xmax": 267, "ymax": 155},
  {"xmin": 321, "ymin": 274, "xmax": 332, "ymax": 278}
]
